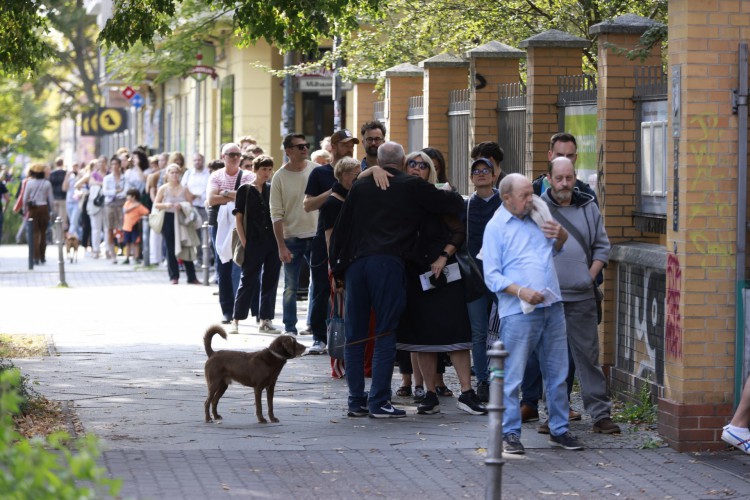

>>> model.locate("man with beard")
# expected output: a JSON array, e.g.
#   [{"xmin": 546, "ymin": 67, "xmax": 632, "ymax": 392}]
[
  {"xmin": 360, "ymin": 121, "xmax": 386, "ymax": 170},
  {"xmin": 541, "ymin": 157, "xmax": 619, "ymax": 435}
]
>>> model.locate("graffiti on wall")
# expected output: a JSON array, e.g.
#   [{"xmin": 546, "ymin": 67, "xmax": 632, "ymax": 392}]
[
  {"xmin": 617, "ymin": 263, "xmax": 665, "ymax": 385},
  {"xmin": 665, "ymin": 253, "xmax": 683, "ymax": 359},
  {"xmin": 687, "ymin": 112, "xmax": 734, "ymax": 268}
]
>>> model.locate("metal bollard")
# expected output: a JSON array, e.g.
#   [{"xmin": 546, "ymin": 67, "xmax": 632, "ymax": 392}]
[
  {"xmin": 27, "ymin": 218, "xmax": 34, "ymax": 270},
  {"xmin": 141, "ymin": 215, "xmax": 150, "ymax": 267},
  {"xmin": 201, "ymin": 222, "xmax": 210, "ymax": 285},
  {"xmin": 485, "ymin": 340, "xmax": 509, "ymax": 500},
  {"xmin": 54, "ymin": 217, "xmax": 67, "ymax": 287}
]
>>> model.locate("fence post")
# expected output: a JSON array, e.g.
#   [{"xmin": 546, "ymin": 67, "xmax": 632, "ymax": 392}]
[
  {"xmin": 27, "ymin": 218, "xmax": 34, "ymax": 270},
  {"xmin": 141, "ymin": 215, "xmax": 150, "ymax": 267},
  {"xmin": 485, "ymin": 340, "xmax": 508, "ymax": 500},
  {"xmin": 201, "ymin": 222, "xmax": 210, "ymax": 285},
  {"xmin": 54, "ymin": 217, "xmax": 67, "ymax": 287}
]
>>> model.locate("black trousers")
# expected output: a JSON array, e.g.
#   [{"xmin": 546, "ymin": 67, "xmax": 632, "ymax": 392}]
[
  {"xmin": 162, "ymin": 212, "xmax": 197, "ymax": 282},
  {"xmin": 233, "ymin": 237, "xmax": 282, "ymax": 321}
]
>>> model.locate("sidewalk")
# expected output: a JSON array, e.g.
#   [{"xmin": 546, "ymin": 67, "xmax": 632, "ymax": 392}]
[{"xmin": 2, "ymin": 242, "xmax": 749, "ymax": 498}]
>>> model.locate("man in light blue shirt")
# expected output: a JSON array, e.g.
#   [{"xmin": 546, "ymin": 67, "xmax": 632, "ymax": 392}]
[{"xmin": 482, "ymin": 173, "xmax": 584, "ymax": 454}]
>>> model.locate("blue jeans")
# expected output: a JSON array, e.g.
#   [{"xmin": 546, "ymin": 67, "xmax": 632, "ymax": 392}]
[
  {"xmin": 467, "ymin": 293, "xmax": 492, "ymax": 384},
  {"xmin": 210, "ymin": 226, "xmax": 241, "ymax": 320},
  {"xmin": 501, "ymin": 303, "xmax": 569, "ymax": 438},
  {"xmin": 282, "ymin": 237, "xmax": 313, "ymax": 333},
  {"xmin": 344, "ymin": 255, "xmax": 405, "ymax": 411}
]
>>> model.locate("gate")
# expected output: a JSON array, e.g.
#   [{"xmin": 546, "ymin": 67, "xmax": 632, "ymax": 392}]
[
  {"xmin": 497, "ymin": 82, "xmax": 527, "ymax": 176},
  {"xmin": 557, "ymin": 74, "xmax": 598, "ymax": 182},
  {"xmin": 407, "ymin": 95, "xmax": 424, "ymax": 153},
  {"xmin": 448, "ymin": 88, "xmax": 471, "ymax": 195}
]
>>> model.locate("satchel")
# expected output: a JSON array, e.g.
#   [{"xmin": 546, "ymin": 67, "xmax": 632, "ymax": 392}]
[
  {"xmin": 231, "ymin": 228, "xmax": 244, "ymax": 266},
  {"xmin": 456, "ymin": 245, "xmax": 489, "ymax": 302},
  {"xmin": 326, "ymin": 290, "xmax": 346, "ymax": 360},
  {"xmin": 93, "ymin": 191, "xmax": 105, "ymax": 207},
  {"xmin": 148, "ymin": 208, "xmax": 165, "ymax": 234}
]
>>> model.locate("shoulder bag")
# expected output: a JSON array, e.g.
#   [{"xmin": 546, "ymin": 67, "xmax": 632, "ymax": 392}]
[{"xmin": 457, "ymin": 197, "xmax": 490, "ymax": 302}]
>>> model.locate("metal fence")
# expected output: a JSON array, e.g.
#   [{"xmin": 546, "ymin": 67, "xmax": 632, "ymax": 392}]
[
  {"xmin": 497, "ymin": 82, "xmax": 527, "ymax": 176},
  {"xmin": 448, "ymin": 88, "xmax": 471, "ymax": 195},
  {"xmin": 407, "ymin": 95, "xmax": 424, "ymax": 153},
  {"xmin": 557, "ymin": 73, "xmax": 598, "ymax": 130},
  {"xmin": 373, "ymin": 100, "xmax": 385, "ymax": 122}
]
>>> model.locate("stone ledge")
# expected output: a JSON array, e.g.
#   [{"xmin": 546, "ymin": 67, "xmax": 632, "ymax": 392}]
[{"xmin": 609, "ymin": 241, "xmax": 666, "ymax": 269}]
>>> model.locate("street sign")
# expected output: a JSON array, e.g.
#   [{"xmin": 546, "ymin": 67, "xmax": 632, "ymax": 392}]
[
  {"xmin": 81, "ymin": 108, "xmax": 127, "ymax": 136},
  {"xmin": 131, "ymin": 93, "xmax": 144, "ymax": 109},
  {"xmin": 122, "ymin": 86, "xmax": 136, "ymax": 100}
]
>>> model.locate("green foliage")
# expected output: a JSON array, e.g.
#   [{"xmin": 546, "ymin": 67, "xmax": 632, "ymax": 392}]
[
  {"xmin": 0, "ymin": 80, "xmax": 56, "ymax": 160},
  {"xmin": 0, "ymin": 368, "xmax": 122, "ymax": 499},
  {"xmin": 613, "ymin": 379, "xmax": 657, "ymax": 425},
  {"xmin": 0, "ymin": 0, "xmax": 55, "ymax": 78}
]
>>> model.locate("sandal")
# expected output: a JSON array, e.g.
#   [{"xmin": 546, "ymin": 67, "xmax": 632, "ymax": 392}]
[
  {"xmin": 396, "ymin": 386, "xmax": 412, "ymax": 397},
  {"xmin": 435, "ymin": 385, "xmax": 454, "ymax": 397}
]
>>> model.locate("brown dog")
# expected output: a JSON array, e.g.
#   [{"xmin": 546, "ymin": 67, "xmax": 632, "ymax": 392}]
[
  {"xmin": 65, "ymin": 234, "xmax": 80, "ymax": 263},
  {"xmin": 203, "ymin": 325, "xmax": 306, "ymax": 424}
]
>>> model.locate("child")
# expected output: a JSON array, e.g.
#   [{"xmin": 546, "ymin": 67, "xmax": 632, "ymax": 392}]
[{"xmin": 122, "ymin": 189, "xmax": 149, "ymax": 264}]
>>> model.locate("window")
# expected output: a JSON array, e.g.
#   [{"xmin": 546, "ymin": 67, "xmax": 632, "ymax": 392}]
[{"xmin": 638, "ymin": 100, "xmax": 668, "ymax": 215}]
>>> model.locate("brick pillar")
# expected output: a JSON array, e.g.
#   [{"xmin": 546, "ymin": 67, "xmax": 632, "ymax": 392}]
[
  {"xmin": 466, "ymin": 42, "xmax": 524, "ymax": 148},
  {"xmin": 519, "ymin": 30, "xmax": 590, "ymax": 179},
  {"xmin": 352, "ymin": 80, "xmax": 378, "ymax": 159},
  {"xmin": 589, "ymin": 15, "xmax": 665, "ymax": 383},
  {"xmin": 648, "ymin": 2, "xmax": 741, "ymax": 451},
  {"xmin": 420, "ymin": 53, "xmax": 469, "ymax": 178},
  {"xmin": 381, "ymin": 63, "xmax": 424, "ymax": 148}
]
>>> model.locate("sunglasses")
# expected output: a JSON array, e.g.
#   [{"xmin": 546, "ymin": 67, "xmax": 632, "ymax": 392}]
[
  {"xmin": 290, "ymin": 143, "xmax": 310, "ymax": 151},
  {"xmin": 365, "ymin": 137, "xmax": 384, "ymax": 144},
  {"xmin": 224, "ymin": 152, "xmax": 241, "ymax": 158},
  {"xmin": 471, "ymin": 167, "xmax": 492, "ymax": 176},
  {"xmin": 407, "ymin": 159, "xmax": 429, "ymax": 170}
]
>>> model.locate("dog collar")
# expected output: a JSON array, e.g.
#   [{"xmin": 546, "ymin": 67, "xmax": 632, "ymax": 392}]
[{"xmin": 269, "ymin": 350, "xmax": 287, "ymax": 360}]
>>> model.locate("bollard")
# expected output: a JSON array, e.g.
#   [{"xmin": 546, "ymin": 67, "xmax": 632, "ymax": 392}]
[
  {"xmin": 27, "ymin": 218, "xmax": 34, "ymax": 270},
  {"xmin": 54, "ymin": 217, "xmax": 67, "ymax": 287},
  {"xmin": 201, "ymin": 221, "xmax": 210, "ymax": 285},
  {"xmin": 485, "ymin": 340, "xmax": 509, "ymax": 500},
  {"xmin": 141, "ymin": 215, "xmax": 150, "ymax": 267}
]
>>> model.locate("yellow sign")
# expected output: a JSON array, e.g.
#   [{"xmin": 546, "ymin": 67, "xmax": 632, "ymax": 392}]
[{"xmin": 81, "ymin": 108, "xmax": 127, "ymax": 136}]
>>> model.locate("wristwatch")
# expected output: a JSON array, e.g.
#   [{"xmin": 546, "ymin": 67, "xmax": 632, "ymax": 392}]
[
  {"xmin": 222, "ymin": 189, "xmax": 229, "ymax": 197},
  {"xmin": 440, "ymin": 250, "xmax": 450, "ymax": 258}
]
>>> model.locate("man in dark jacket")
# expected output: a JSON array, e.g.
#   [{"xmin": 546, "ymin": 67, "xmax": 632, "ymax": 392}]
[{"xmin": 330, "ymin": 141, "xmax": 464, "ymax": 419}]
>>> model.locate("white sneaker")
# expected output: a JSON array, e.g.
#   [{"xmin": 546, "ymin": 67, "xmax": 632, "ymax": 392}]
[
  {"xmin": 308, "ymin": 340, "xmax": 327, "ymax": 355},
  {"xmin": 228, "ymin": 322, "xmax": 239, "ymax": 335},
  {"xmin": 722, "ymin": 425, "xmax": 750, "ymax": 454},
  {"xmin": 259, "ymin": 320, "xmax": 281, "ymax": 334}
]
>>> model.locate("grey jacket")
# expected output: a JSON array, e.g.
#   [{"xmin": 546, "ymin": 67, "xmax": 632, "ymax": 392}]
[{"xmin": 541, "ymin": 189, "xmax": 610, "ymax": 302}]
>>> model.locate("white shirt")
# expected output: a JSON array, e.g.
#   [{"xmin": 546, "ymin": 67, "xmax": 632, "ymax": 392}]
[{"xmin": 181, "ymin": 167, "xmax": 210, "ymax": 207}]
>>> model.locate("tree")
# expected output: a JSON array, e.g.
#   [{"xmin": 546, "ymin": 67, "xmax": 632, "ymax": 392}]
[
  {"xmin": 0, "ymin": 0, "xmax": 54, "ymax": 78},
  {"xmin": 0, "ymin": 80, "xmax": 55, "ymax": 161}
]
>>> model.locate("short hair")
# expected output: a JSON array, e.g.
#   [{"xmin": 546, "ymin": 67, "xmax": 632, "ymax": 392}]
[
  {"xmin": 207, "ymin": 159, "xmax": 224, "ymax": 172},
  {"xmin": 310, "ymin": 149, "xmax": 331, "ymax": 164},
  {"xmin": 221, "ymin": 142, "xmax": 240, "ymax": 155},
  {"xmin": 109, "ymin": 155, "xmax": 121, "ymax": 165},
  {"xmin": 550, "ymin": 132, "xmax": 577, "ymax": 151},
  {"xmin": 238, "ymin": 135, "xmax": 257, "ymax": 145},
  {"xmin": 421, "ymin": 147, "xmax": 447, "ymax": 183},
  {"xmin": 406, "ymin": 151, "xmax": 437, "ymax": 185},
  {"xmin": 250, "ymin": 145, "xmax": 264, "ymax": 155},
  {"xmin": 241, "ymin": 153, "xmax": 255, "ymax": 164},
  {"xmin": 548, "ymin": 156, "xmax": 575, "ymax": 174},
  {"xmin": 166, "ymin": 163, "xmax": 182, "ymax": 175},
  {"xmin": 115, "ymin": 147, "xmax": 130, "ymax": 156},
  {"xmin": 54, "ymin": 157, "xmax": 64, "ymax": 167},
  {"xmin": 499, "ymin": 173, "xmax": 526, "ymax": 198},
  {"xmin": 377, "ymin": 141, "xmax": 405, "ymax": 169},
  {"xmin": 252, "ymin": 155, "xmax": 274, "ymax": 170},
  {"xmin": 283, "ymin": 133, "xmax": 307, "ymax": 149},
  {"xmin": 126, "ymin": 188, "xmax": 140, "ymax": 198},
  {"xmin": 471, "ymin": 142, "xmax": 504, "ymax": 164},
  {"xmin": 360, "ymin": 120, "xmax": 386, "ymax": 138},
  {"xmin": 333, "ymin": 156, "xmax": 360, "ymax": 181}
]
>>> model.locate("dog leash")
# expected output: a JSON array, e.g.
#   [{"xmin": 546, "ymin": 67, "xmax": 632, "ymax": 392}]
[{"xmin": 340, "ymin": 330, "xmax": 394, "ymax": 348}]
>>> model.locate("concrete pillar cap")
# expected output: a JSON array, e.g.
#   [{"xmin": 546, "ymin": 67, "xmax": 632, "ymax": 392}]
[
  {"xmin": 589, "ymin": 14, "xmax": 664, "ymax": 36},
  {"xmin": 519, "ymin": 29, "xmax": 590, "ymax": 49},
  {"xmin": 380, "ymin": 63, "xmax": 424, "ymax": 78},
  {"xmin": 466, "ymin": 41, "xmax": 525, "ymax": 59},
  {"xmin": 419, "ymin": 53, "xmax": 469, "ymax": 68}
]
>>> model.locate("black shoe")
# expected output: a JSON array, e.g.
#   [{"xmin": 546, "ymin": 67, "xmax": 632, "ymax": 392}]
[
  {"xmin": 413, "ymin": 385, "xmax": 426, "ymax": 403},
  {"xmin": 417, "ymin": 391, "xmax": 440, "ymax": 415},
  {"xmin": 503, "ymin": 433, "xmax": 525, "ymax": 455},
  {"xmin": 549, "ymin": 431, "xmax": 585, "ymax": 450},
  {"xmin": 476, "ymin": 381, "xmax": 490, "ymax": 403},
  {"xmin": 457, "ymin": 389, "xmax": 487, "ymax": 415}
]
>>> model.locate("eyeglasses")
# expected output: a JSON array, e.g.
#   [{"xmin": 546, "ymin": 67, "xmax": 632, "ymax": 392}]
[
  {"xmin": 224, "ymin": 152, "xmax": 241, "ymax": 158},
  {"xmin": 365, "ymin": 137, "xmax": 384, "ymax": 144},
  {"xmin": 471, "ymin": 167, "xmax": 492, "ymax": 176},
  {"xmin": 407, "ymin": 160, "xmax": 429, "ymax": 170},
  {"xmin": 290, "ymin": 143, "xmax": 310, "ymax": 151}
]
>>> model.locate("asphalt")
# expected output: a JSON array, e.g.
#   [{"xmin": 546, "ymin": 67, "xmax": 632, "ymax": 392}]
[{"xmin": 2, "ymin": 241, "xmax": 750, "ymax": 499}]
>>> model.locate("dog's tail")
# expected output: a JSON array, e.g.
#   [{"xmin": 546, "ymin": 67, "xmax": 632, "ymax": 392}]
[{"xmin": 203, "ymin": 325, "xmax": 227, "ymax": 358}]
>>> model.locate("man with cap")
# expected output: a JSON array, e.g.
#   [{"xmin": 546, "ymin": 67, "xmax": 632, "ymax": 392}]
[{"xmin": 301, "ymin": 129, "xmax": 360, "ymax": 354}]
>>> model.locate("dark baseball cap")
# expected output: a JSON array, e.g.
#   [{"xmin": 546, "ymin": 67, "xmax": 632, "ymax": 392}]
[{"xmin": 330, "ymin": 129, "xmax": 360, "ymax": 145}]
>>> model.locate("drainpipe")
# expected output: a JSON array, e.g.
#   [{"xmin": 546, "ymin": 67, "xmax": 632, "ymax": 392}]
[{"xmin": 733, "ymin": 42, "xmax": 749, "ymax": 405}]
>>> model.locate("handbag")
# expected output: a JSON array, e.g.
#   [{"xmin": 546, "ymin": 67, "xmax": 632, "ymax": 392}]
[
  {"xmin": 461, "ymin": 198, "xmax": 491, "ymax": 302},
  {"xmin": 93, "ymin": 190, "xmax": 105, "ymax": 207},
  {"xmin": 326, "ymin": 290, "xmax": 346, "ymax": 360},
  {"xmin": 231, "ymin": 228, "xmax": 244, "ymax": 266},
  {"xmin": 148, "ymin": 207, "xmax": 165, "ymax": 234}
]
